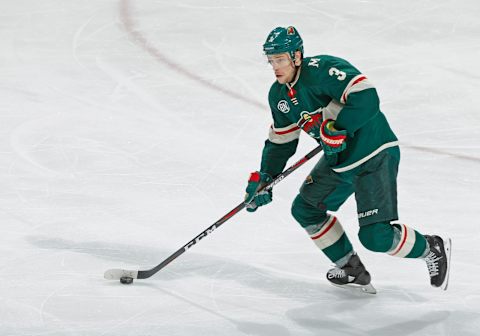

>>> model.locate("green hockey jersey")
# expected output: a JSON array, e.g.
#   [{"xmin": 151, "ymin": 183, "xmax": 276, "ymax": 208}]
[{"xmin": 260, "ymin": 55, "xmax": 399, "ymax": 177}]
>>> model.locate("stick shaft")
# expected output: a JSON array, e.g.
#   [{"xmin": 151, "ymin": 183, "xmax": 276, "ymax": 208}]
[{"xmin": 109, "ymin": 145, "xmax": 323, "ymax": 280}]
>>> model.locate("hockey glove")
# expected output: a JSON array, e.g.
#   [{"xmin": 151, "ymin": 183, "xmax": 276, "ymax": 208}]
[
  {"xmin": 244, "ymin": 171, "xmax": 273, "ymax": 212},
  {"xmin": 320, "ymin": 119, "xmax": 347, "ymax": 156}
]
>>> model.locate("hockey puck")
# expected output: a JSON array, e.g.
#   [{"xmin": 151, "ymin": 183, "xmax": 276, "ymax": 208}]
[{"xmin": 120, "ymin": 276, "xmax": 134, "ymax": 285}]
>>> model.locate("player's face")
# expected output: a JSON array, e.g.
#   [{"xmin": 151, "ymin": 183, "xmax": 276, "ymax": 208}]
[{"xmin": 267, "ymin": 53, "xmax": 296, "ymax": 84}]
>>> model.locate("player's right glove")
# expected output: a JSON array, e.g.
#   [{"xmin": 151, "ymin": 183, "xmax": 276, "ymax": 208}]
[
  {"xmin": 320, "ymin": 119, "xmax": 347, "ymax": 156},
  {"xmin": 244, "ymin": 171, "xmax": 273, "ymax": 212}
]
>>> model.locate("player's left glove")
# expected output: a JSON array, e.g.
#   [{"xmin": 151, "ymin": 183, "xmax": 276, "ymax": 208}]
[
  {"xmin": 320, "ymin": 119, "xmax": 347, "ymax": 156},
  {"xmin": 244, "ymin": 171, "xmax": 273, "ymax": 212}
]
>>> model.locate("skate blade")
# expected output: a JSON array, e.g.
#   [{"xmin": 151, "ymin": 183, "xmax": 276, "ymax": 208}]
[
  {"xmin": 331, "ymin": 282, "xmax": 377, "ymax": 295},
  {"xmin": 440, "ymin": 237, "xmax": 452, "ymax": 291}
]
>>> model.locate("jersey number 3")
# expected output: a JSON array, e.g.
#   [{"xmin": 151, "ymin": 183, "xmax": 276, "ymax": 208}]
[{"xmin": 329, "ymin": 67, "xmax": 346, "ymax": 81}]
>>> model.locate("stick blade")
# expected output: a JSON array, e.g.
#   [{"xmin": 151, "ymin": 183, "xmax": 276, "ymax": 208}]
[{"xmin": 104, "ymin": 268, "xmax": 139, "ymax": 280}]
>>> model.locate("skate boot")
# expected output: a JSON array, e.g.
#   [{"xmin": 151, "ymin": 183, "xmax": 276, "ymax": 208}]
[
  {"xmin": 326, "ymin": 253, "xmax": 376, "ymax": 294},
  {"xmin": 424, "ymin": 235, "xmax": 451, "ymax": 290}
]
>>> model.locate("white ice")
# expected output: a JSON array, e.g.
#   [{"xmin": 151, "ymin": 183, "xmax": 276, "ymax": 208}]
[{"xmin": 1, "ymin": 0, "xmax": 480, "ymax": 335}]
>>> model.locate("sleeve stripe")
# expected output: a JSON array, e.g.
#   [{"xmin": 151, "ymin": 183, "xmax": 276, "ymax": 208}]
[
  {"xmin": 268, "ymin": 124, "xmax": 301, "ymax": 144},
  {"xmin": 271, "ymin": 124, "xmax": 300, "ymax": 135},
  {"xmin": 340, "ymin": 75, "xmax": 374, "ymax": 104}
]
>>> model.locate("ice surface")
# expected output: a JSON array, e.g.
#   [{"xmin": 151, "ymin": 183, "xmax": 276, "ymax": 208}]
[{"xmin": 1, "ymin": 0, "xmax": 479, "ymax": 335}]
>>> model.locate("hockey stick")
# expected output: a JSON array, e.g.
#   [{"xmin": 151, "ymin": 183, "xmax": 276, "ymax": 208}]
[{"xmin": 104, "ymin": 145, "xmax": 323, "ymax": 282}]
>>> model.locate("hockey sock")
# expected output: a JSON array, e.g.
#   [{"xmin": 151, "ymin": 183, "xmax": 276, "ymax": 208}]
[
  {"xmin": 387, "ymin": 223, "xmax": 428, "ymax": 258},
  {"xmin": 306, "ymin": 215, "xmax": 354, "ymax": 266}
]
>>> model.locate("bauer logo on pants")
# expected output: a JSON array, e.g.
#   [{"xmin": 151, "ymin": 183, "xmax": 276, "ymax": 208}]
[{"xmin": 358, "ymin": 209, "xmax": 379, "ymax": 219}]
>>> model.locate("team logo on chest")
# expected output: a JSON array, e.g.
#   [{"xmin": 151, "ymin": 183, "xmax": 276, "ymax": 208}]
[
  {"xmin": 277, "ymin": 100, "xmax": 290, "ymax": 113},
  {"xmin": 297, "ymin": 110, "xmax": 323, "ymax": 135}
]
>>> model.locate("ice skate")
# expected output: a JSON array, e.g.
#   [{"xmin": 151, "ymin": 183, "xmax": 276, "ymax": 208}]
[
  {"xmin": 326, "ymin": 253, "xmax": 376, "ymax": 294},
  {"xmin": 424, "ymin": 235, "xmax": 451, "ymax": 290}
]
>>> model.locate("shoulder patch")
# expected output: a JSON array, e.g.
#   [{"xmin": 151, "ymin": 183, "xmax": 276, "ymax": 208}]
[{"xmin": 277, "ymin": 100, "xmax": 290, "ymax": 113}]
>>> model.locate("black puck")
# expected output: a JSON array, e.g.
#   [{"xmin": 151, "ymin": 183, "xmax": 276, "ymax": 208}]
[{"xmin": 120, "ymin": 276, "xmax": 134, "ymax": 284}]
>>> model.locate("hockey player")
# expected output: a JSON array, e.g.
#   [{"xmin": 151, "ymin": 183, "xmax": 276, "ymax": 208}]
[{"xmin": 244, "ymin": 26, "xmax": 451, "ymax": 293}]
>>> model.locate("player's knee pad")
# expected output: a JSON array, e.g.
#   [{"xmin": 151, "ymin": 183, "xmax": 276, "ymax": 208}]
[
  {"xmin": 291, "ymin": 194, "xmax": 327, "ymax": 228},
  {"xmin": 358, "ymin": 222, "xmax": 395, "ymax": 253}
]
